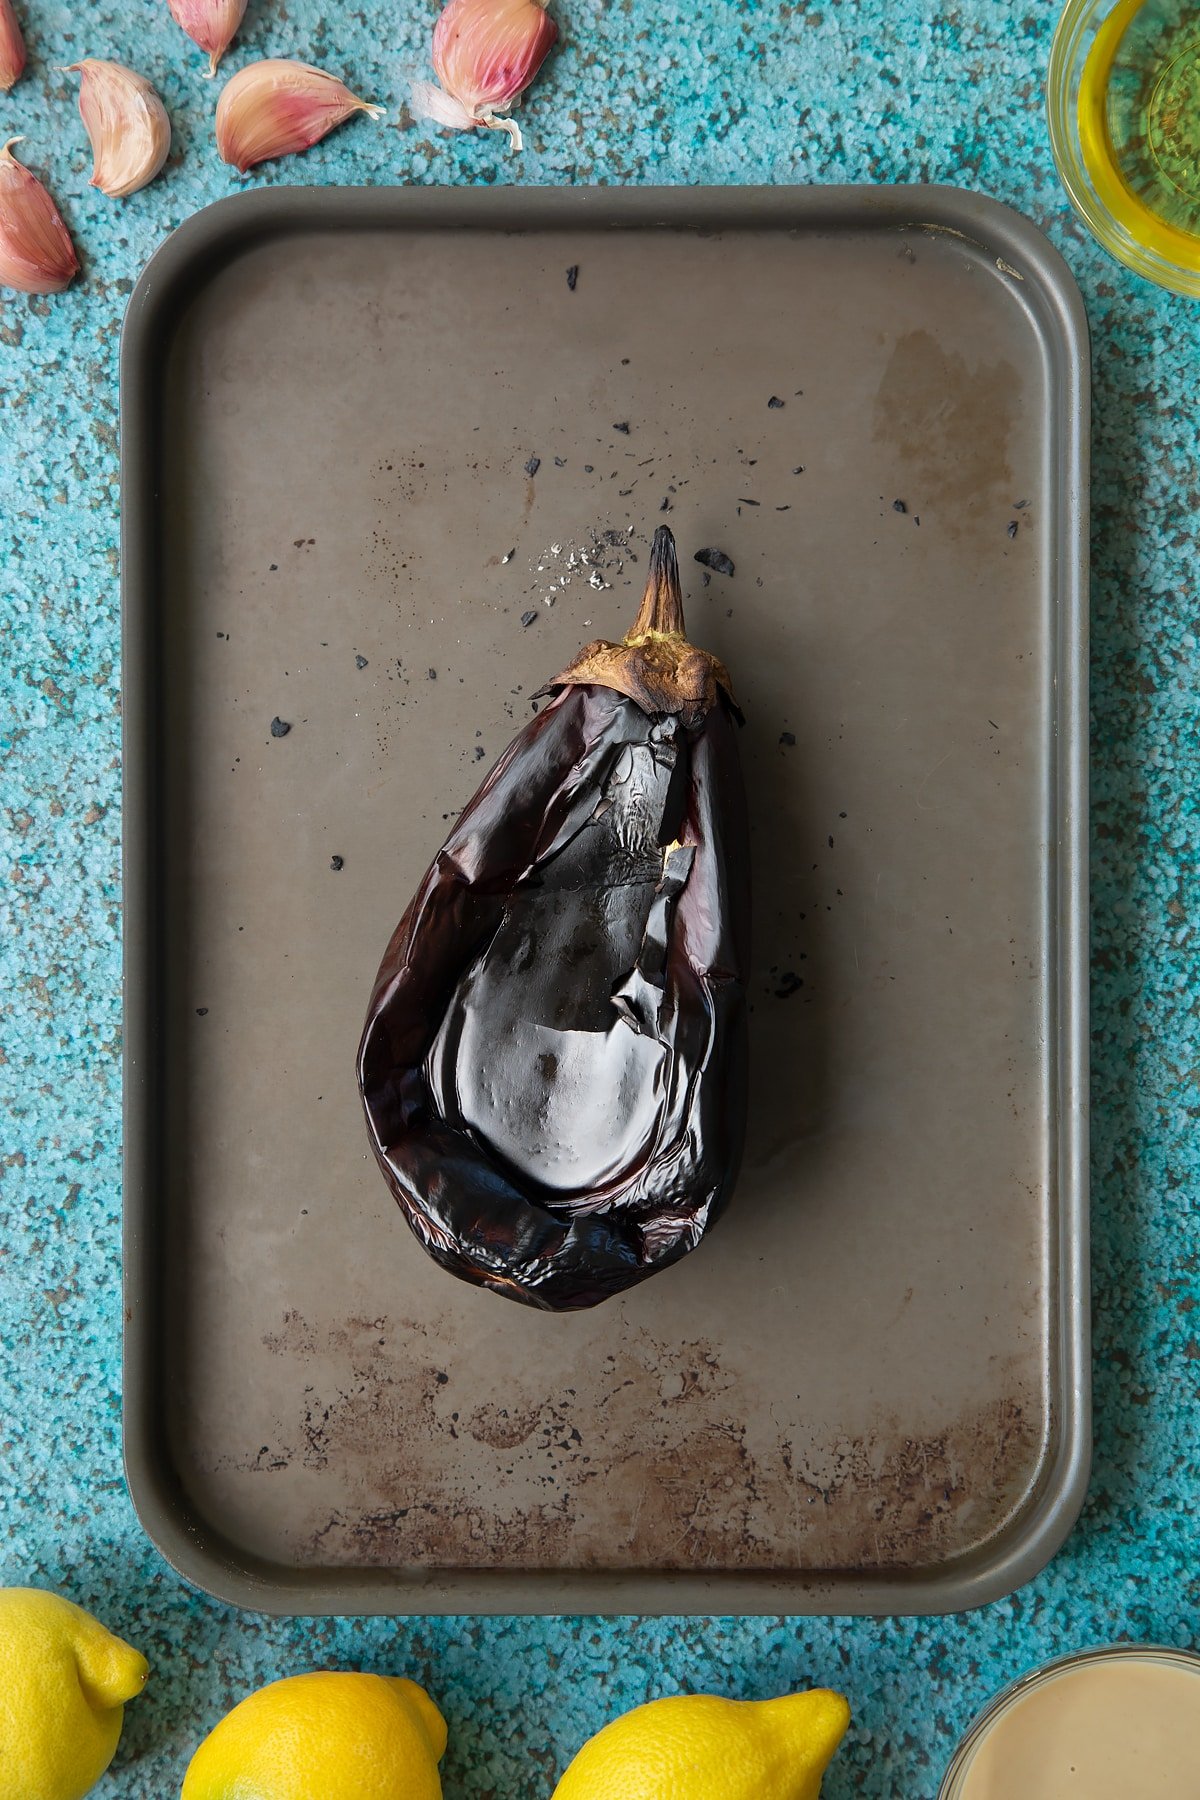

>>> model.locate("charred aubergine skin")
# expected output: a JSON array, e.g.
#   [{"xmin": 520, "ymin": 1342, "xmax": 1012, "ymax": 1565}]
[{"xmin": 358, "ymin": 525, "xmax": 750, "ymax": 1311}]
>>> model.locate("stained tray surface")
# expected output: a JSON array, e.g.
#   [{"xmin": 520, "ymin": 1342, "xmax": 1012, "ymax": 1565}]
[{"xmin": 122, "ymin": 187, "xmax": 1089, "ymax": 1614}]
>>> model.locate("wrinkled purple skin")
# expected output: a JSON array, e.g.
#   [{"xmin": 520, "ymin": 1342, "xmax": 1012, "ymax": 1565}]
[{"xmin": 358, "ymin": 677, "xmax": 749, "ymax": 1312}]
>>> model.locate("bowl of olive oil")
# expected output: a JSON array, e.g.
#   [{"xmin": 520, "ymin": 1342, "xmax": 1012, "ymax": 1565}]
[{"xmin": 1049, "ymin": 0, "xmax": 1200, "ymax": 293}]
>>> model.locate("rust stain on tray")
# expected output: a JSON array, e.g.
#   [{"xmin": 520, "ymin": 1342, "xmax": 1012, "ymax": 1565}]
[
  {"xmin": 872, "ymin": 328, "xmax": 1018, "ymax": 523},
  {"xmin": 220, "ymin": 1311, "xmax": 1045, "ymax": 1573}
]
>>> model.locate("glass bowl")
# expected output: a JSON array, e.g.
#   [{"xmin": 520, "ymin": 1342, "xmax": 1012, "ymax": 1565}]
[
  {"xmin": 1048, "ymin": 0, "xmax": 1200, "ymax": 294},
  {"xmin": 938, "ymin": 1644, "xmax": 1200, "ymax": 1798}
]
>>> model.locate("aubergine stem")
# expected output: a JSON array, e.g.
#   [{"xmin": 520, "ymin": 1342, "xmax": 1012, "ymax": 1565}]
[
  {"xmin": 629, "ymin": 524, "xmax": 687, "ymax": 639},
  {"xmin": 545, "ymin": 524, "xmax": 739, "ymax": 725}
]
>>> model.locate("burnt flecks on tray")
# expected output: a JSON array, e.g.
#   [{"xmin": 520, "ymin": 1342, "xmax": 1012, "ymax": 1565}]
[
  {"xmin": 358, "ymin": 526, "xmax": 750, "ymax": 1312},
  {"xmin": 694, "ymin": 547, "xmax": 735, "ymax": 577}
]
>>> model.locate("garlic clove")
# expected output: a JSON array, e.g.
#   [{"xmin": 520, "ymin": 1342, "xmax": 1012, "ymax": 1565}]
[
  {"xmin": 215, "ymin": 58, "xmax": 383, "ymax": 173},
  {"xmin": 0, "ymin": 139, "xmax": 79, "ymax": 294},
  {"xmin": 67, "ymin": 61, "xmax": 171, "ymax": 199},
  {"xmin": 0, "ymin": 0, "xmax": 26, "ymax": 93},
  {"xmin": 167, "ymin": 0, "xmax": 246, "ymax": 78},
  {"xmin": 416, "ymin": 0, "xmax": 557, "ymax": 152}
]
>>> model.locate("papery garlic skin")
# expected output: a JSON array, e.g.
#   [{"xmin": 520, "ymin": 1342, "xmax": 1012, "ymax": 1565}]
[
  {"xmin": 167, "ymin": 0, "xmax": 246, "ymax": 77},
  {"xmin": 0, "ymin": 0, "xmax": 26, "ymax": 93},
  {"xmin": 68, "ymin": 61, "xmax": 171, "ymax": 198},
  {"xmin": 215, "ymin": 59, "xmax": 382, "ymax": 173},
  {"xmin": 415, "ymin": 0, "xmax": 557, "ymax": 151},
  {"xmin": 0, "ymin": 139, "xmax": 78, "ymax": 294}
]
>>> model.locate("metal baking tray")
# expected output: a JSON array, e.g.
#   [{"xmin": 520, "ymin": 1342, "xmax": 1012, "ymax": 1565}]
[{"xmin": 121, "ymin": 185, "xmax": 1090, "ymax": 1616}]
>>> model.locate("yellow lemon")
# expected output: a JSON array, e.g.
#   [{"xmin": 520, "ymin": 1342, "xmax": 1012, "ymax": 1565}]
[
  {"xmin": 552, "ymin": 1689, "xmax": 851, "ymax": 1800},
  {"xmin": 181, "ymin": 1671, "xmax": 447, "ymax": 1800},
  {"xmin": 0, "ymin": 1586, "xmax": 149, "ymax": 1800}
]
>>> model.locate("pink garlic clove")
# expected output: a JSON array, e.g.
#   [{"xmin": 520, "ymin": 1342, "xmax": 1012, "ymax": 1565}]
[
  {"xmin": 0, "ymin": 139, "xmax": 78, "ymax": 294},
  {"xmin": 215, "ymin": 58, "xmax": 383, "ymax": 173},
  {"xmin": 67, "ymin": 61, "xmax": 171, "ymax": 198},
  {"xmin": 0, "ymin": 0, "xmax": 26, "ymax": 93},
  {"xmin": 415, "ymin": 0, "xmax": 557, "ymax": 152},
  {"xmin": 167, "ymin": 0, "xmax": 247, "ymax": 77}
]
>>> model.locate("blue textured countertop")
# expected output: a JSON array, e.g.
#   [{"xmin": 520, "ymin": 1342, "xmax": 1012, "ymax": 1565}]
[{"xmin": 1, "ymin": 0, "xmax": 1195, "ymax": 1793}]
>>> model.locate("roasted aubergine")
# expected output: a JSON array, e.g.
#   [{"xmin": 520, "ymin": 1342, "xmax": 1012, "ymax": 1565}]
[{"xmin": 358, "ymin": 525, "xmax": 750, "ymax": 1311}]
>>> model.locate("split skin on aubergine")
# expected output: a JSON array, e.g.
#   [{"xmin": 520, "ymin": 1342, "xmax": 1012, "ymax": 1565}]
[{"xmin": 358, "ymin": 525, "xmax": 750, "ymax": 1311}]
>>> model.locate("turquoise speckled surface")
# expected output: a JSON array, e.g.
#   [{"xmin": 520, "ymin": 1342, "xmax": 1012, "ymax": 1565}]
[{"xmin": 1, "ymin": 0, "xmax": 1197, "ymax": 1792}]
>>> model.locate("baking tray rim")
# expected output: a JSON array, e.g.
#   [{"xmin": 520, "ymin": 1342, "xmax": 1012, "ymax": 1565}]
[{"xmin": 120, "ymin": 181, "xmax": 1090, "ymax": 1618}]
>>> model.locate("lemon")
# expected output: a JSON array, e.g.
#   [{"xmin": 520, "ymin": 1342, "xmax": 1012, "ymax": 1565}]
[
  {"xmin": 181, "ymin": 1671, "xmax": 448, "ymax": 1800},
  {"xmin": 552, "ymin": 1689, "xmax": 851, "ymax": 1800},
  {"xmin": 0, "ymin": 1586, "xmax": 148, "ymax": 1800}
]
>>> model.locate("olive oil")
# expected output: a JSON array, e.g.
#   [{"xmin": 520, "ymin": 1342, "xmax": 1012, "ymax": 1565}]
[{"xmin": 1078, "ymin": 0, "xmax": 1200, "ymax": 266}]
